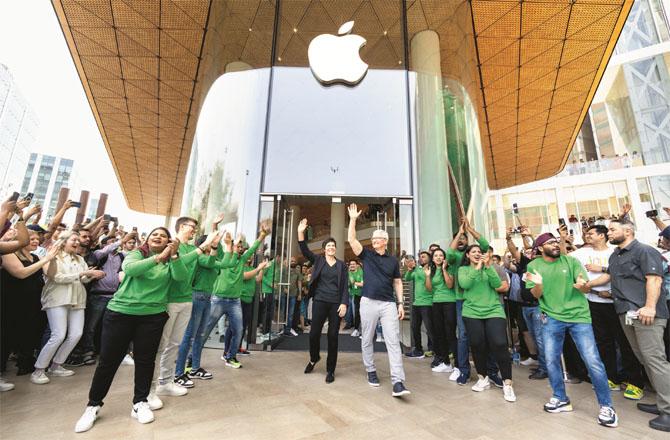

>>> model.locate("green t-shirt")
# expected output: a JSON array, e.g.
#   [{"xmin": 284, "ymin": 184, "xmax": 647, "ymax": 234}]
[
  {"xmin": 108, "ymin": 249, "xmax": 188, "ymax": 315},
  {"xmin": 348, "ymin": 268, "xmax": 363, "ymax": 297},
  {"xmin": 262, "ymin": 260, "xmax": 276, "ymax": 295},
  {"xmin": 240, "ymin": 264, "xmax": 257, "ymax": 304},
  {"xmin": 457, "ymin": 265, "xmax": 505, "ymax": 319},
  {"xmin": 526, "ymin": 255, "xmax": 591, "ymax": 323},
  {"xmin": 405, "ymin": 267, "xmax": 433, "ymax": 306},
  {"xmin": 212, "ymin": 240, "xmax": 261, "ymax": 298},
  {"xmin": 431, "ymin": 269, "xmax": 456, "ymax": 303},
  {"xmin": 192, "ymin": 252, "xmax": 219, "ymax": 293},
  {"xmin": 167, "ymin": 243, "xmax": 202, "ymax": 303},
  {"xmin": 447, "ymin": 236, "xmax": 490, "ymax": 300}
]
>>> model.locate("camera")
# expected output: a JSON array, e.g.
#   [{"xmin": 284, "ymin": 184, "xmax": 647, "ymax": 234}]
[
  {"xmin": 646, "ymin": 209, "xmax": 658, "ymax": 218},
  {"xmin": 71, "ymin": 201, "xmax": 82, "ymax": 208}
]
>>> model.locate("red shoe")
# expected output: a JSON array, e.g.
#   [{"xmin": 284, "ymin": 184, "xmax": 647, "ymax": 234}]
[{"xmin": 238, "ymin": 348, "xmax": 251, "ymax": 356}]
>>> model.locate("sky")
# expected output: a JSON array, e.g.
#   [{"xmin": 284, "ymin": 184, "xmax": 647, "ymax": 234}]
[{"xmin": 0, "ymin": 1, "xmax": 165, "ymax": 232}]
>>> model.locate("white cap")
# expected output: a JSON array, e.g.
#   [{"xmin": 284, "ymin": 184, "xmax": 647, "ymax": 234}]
[{"xmin": 371, "ymin": 229, "xmax": 389, "ymax": 240}]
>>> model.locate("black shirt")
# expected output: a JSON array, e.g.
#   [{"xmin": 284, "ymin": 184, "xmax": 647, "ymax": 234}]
[
  {"xmin": 314, "ymin": 262, "xmax": 340, "ymax": 304},
  {"xmin": 359, "ymin": 247, "xmax": 401, "ymax": 302},
  {"xmin": 516, "ymin": 254, "xmax": 539, "ymax": 306},
  {"xmin": 608, "ymin": 239, "xmax": 669, "ymax": 318}
]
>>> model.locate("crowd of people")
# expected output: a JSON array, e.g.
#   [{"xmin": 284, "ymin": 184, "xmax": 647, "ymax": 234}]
[{"xmin": 0, "ymin": 194, "xmax": 668, "ymax": 433}]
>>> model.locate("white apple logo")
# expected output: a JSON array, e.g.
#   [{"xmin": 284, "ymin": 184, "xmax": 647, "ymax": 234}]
[{"xmin": 308, "ymin": 21, "xmax": 368, "ymax": 86}]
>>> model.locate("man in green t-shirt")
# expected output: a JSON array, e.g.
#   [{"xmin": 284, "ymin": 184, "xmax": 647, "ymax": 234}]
[
  {"xmin": 348, "ymin": 260, "xmax": 364, "ymax": 337},
  {"xmin": 260, "ymin": 257, "xmax": 277, "ymax": 338},
  {"xmin": 525, "ymin": 232, "xmax": 618, "ymax": 428},
  {"xmin": 281, "ymin": 257, "xmax": 303, "ymax": 336},
  {"xmin": 404, "ymin": 252, "xmax": 434, "ymax": 359}
]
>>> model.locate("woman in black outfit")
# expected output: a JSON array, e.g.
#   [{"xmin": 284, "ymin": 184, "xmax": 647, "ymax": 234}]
[{"xmin": 297, "ymin": 218, "xmax": 348, "ymax": 383}]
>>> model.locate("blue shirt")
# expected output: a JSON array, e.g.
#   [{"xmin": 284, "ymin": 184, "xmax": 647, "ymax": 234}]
[{"xmin": 359, "ymin": 247, "xmax": 401, "ymax": 302}]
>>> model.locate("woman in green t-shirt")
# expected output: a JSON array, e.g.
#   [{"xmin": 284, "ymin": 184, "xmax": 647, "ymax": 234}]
[
  {"xmin": 425, "ymin": 248, "xmax": 456, "ymax": 373},
  {"xmin": 458, "ymin": 244, "xmax": 516, "ymax": 403},
  {"xmin": 404, "ymin": 251, "xmax": 434, "ymax": 359},
  {"xmin": 75, "ymin": 227, "xmax": 210, "ymax": 433}
]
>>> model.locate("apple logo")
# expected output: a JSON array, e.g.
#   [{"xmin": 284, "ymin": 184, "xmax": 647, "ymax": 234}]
[{"xmin": 308, "ymin": 21, "xmax": 368, "ymax": 86}]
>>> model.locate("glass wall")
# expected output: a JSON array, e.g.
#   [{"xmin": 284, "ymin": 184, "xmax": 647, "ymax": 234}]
[
  {"xmin": 563, "ymin": 181, "xmax": 629, "ymax": 221},
  {"xmin": 502, "ymin": 190, "xmax": 559, "ymax": 236}
]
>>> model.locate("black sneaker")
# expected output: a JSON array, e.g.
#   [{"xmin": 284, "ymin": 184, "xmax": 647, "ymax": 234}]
[
  {"xmin": 188, "ymin": 368, "xmax": 213, "ymax": 380},
  {"xmin": 63, "ymin": 356, "xmax": 85, "ymax": 367},
  {"xmin": 175, "ymin": 373, "xmax": 194, "ymax": 388},
  {"xmin": 392, "ymin": 382, "xmax": 411, "ymax": 397},
  {"xmin": 529, "ymin": 370, "xmax": 548, "ymax": 380},
  {"xmin": 325, "ymin": 372, "xmax": 335, "ymax": 383},
  {"xmin": 367, "ymin": 371, "xmax": 380, "ymax": 387},
  {"xmin": 404, "ymin": 349, "xmax": 425, "ymax": 359},
  {"xmin": 82, "ymin": 354, "xmax": 97, "ymax": 366},
  {"xmin": 488, "ymin": 374, "xmax": 503, "ymax": 388}
]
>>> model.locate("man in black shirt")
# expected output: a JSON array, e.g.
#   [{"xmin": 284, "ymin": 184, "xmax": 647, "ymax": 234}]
[{"xmin": 347, "ymin": 204, "xmax": 410, "ymax": 398}]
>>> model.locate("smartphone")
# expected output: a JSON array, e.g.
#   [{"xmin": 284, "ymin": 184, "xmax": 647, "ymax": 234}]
[
  {"xmin": 9, "ymin": 192, "xmax": 19, "ymax": 202},
  {"xmin": 24, "ymin": 192, "xmax": 34, "ymax": 202},
  {"xmin": 646, "ymin": 209, "xmax": 658, "ymax": 218},
  {"xmin": 558, "ymin": 218, "xmax": 566, "ymax": 227},
  {"xmin": 71, "ymin": 201, "xmax": 82, "ymax": 208},
  {"xmin": 110, "ymin": 216, "xmax": 118, "ymax": 223},
  {"xmin": 569, "ymin": 229, "xmax": 574, "ymax": 235},
  {"xmin": 103, "ymin": 214, "xmax": 111, "ymax": 221},
  {"xmin": 132, "ymin": 226, "xmax": 138, "ymax": 232},
  {"xmin": 512, "ymin": 203, "xmax": 519, "ymax": 215}
]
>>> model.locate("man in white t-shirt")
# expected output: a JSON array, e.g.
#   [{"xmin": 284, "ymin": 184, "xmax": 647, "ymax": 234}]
[{"xmin": 570, "ymin": 225, "xmax": 645, "ymax": 399}]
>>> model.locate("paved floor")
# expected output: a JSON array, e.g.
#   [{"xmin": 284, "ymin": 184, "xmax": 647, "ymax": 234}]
[{"xmin": 1, "ymin": 349, "xmax": 666, "ymax": 440}]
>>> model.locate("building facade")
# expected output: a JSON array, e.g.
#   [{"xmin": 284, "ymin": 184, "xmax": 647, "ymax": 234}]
[
  {"xmin": 20, "ymin": 153, "xmax": 75, "ymax": 218},
  {"xmin": 0, "ymin": 63, "xmax": 39, "ymax": 196},
  {"xmin": 489, "ymin": 0, "xmax": 670, "ymax": 250}
]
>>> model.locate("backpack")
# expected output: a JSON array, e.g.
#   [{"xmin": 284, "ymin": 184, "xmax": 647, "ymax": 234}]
[{"xmin": 506, "ymin": 269, "xmax": 523, "ymax": 303}]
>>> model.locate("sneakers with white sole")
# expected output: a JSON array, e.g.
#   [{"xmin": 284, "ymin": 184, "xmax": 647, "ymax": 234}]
[
  {"xmin": 520, "ymin": 357, "xmax": 538, "ymax": 367},
  {"xmin": 544, "ymin": 397, "xmax": 573, "ymax": 413},
  {"xmin": 156, "ymin": 382, "xmax": 188, "ymax": 396},
  {"xmin": 471, "ymin": 375, "xmax": 491, "ymax": 392},
  {"xmin": 30, "ymin": 370, "xmax": 50, "ymax": 384},
  {"xmin": 131, "ymin": 401, "xmax": 154, "ymax": 424},
  {"xmin": 503, "ymin": 383, "xmax": 516, "ymax": 402},
  {"xmin": 147, "ymin": 393, "xmax": 163, "ymax": 410},
  {"xmin": 0, "ymin": 376, "xmax": 15, "ymax": 392},
  {"xmin": 49, "ymin": 365, "xmax": 75, "ymax": 377},
  {"xmin": 431, "ymin": 363, "xmax": 453, "ymax": 373},
  {"xmin": 597, "ymin": 406, "xmax": 618, "ymax": 428},
  {"xmin": 351, "ymin": 329, "xmax": 360, "ymax": 337},
  {"xmin": 74, "ymin": 405, "xmax": 100, "ymax": 433},
  {"xmin": 448, "ymin": 368, "xmax": 461, "ymax": 382}
]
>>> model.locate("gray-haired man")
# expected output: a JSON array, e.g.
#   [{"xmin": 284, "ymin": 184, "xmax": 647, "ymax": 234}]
[{"xmin": 347, "ymin": 204, "xmax": 410, "ymax": 398}]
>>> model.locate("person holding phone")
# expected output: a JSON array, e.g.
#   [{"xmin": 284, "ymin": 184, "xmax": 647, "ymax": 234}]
[
  {"xmin": 31, "ymin": 231, "xmax": 104, "ymax": 385},
  {"xmin": 298, "ymin": 218, "xmax": 348, "ymax": 383}
]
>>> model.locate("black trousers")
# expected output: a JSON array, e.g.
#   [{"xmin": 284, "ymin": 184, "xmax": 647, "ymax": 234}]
[
  {"xmin": 411, "ymin": 305, "xmax": 434, "ymax": 353},
  {"xmin": 87, "ymin": 310, "xmax": 168, "ymax": 406},
  {"xmin": 262, "ymin": 295, "xmax": 275, "ymax": 334},
  {"xmin": 353, "ymin": 296, "xmax": 362, "ymax": 330},
  {"xmin": 432, "ymin": 302, "xmax": 457, "ymax": 362},
  {"xmin": 463, "ymin": 317, "xmax": 512, "ymax": 380},
  {"xmin": 309, "ymin": 300, "xmax": 340, "ymax": 373},
  {"xmin": 589, "ymin": 301, "xmax": 644, "ymax": 387},
  {"xmin": 0, "ymin": 287, "xmax": 46, "ymax": 373},
  {"xmin": 240, "ymin": 301, "xmax": 253, "ymax": 349}
]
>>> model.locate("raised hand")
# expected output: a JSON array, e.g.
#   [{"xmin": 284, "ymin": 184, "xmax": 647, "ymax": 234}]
[
  {"xmin": 663, "ymin": 207, "xmax": 670, "ymax": 217},
  {"xmin": 259, "ymin": 220, "xmax": 271, "ymax": 236},
  {"xmin": 347, "ymin": 203, "xmax": 362, "ymax": 220},
  {"xmin": 0, "ymin": 197, "xmax": 17, "ymax": 215},
  {"xmin": 213, "ymin": 213, "xmax": 225, "ymax": 225},
  {"xmin": 622, "ymin": 203, "xmax": 632, "ymax": 215},
  {"xmin": 423, "ymin": 265, "xmax": 431, "ymax": 277},
  {"xmin": 520, "ymin": 225, "xmax": 531, "ymax": 237},
  {"xmin": 23, "ymin": 204, "xmax": 42, "ymax": 221},
  {"xmin": 44, "ymin": 245, "xmax": 60, "ymax": 261},
  {"xmin": 297, "ymin": 218, "xmax": 308, "ymax": 234},
  {"xmin": 166, "ymin": 238, "xmax": 180, "ymax": 257},
  {"xmin": 557, "ymin": 224, "xmax": 568, "ymax": 239},
  {"xmin": 223, "ymin": 231, "xmax": 232, "ymax": 245},
  {"xmin": 15, "ymin": 198, "xmax": 30, "ymax": 212}
]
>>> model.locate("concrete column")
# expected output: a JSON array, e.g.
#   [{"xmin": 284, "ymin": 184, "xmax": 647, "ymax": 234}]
[
  {"xmin": 410, "ymin": 31, "xmax": 451, "ymax": 247},
  {"xmin": 54, "ymin": 186, "xmax": 69, "ymax": 214},
  {"xmin": 96, "ymin": 193, "xmax": 108, "ymax": 218},
  {"xmin": 289, "ymin": 205, "xmax": 300, "ymax": 258},
  {"xmin": 330, "ymin": 202, "xmax": 345, "ymax": 260},
  {"xmin": 75, "ymin": 190, "xmax": 89, "ymax": 225}
]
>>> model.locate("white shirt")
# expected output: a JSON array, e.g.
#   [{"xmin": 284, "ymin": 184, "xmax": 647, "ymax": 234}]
[{"xmin": 571, "ymin": 246, "xmax": 615, "ymax": 304}]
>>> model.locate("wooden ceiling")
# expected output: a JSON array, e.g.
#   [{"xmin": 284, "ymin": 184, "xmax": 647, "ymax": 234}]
[{"xmin": 52, "ymin": 0, "xmax": 631, "ymax": 214}]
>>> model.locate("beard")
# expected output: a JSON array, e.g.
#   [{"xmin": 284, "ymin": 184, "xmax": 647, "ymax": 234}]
[
  {"xmin": 609, "ymin": 236, "xmax": 624, "ymax": 245},
  {"xmin": 543, "ymin": 248, "xmax": 560, "ymax": 258}
]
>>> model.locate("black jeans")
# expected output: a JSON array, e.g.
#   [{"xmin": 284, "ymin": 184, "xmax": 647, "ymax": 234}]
[
  {"xmin": 309, "ymin": 300, "xmax": 340, "ymax": 373},
  {"xmin": 262, "ymin": 295, "xmax": 275, "ymax": 334},
  {"xmin": 87, "ymin": 310, "xmax": 168, "ymax": 406},
  {"xmin": 589, "ymin": 301, "xmax": 644, "ymax": 387},
  {"xmin": 462, "ymin": 317, "xmax": 512, "ymax": 380},
  {"xmin": 411, "ymin": 305, "xmax": 433, "ymax": 353},
  {"xmin": 0, "ymin": 290, "xmax": 46, "ymax": 373},
  {"xmin": 353, "ymin": 296, "xmax": 362, "ymax": 330},
  {"xmin": 432, "ymin": 302, "xmax": 457, "ymax": 362},
  {"xmin": 240, "ymin": 301, "xmax": 252, "ymax": 349}
]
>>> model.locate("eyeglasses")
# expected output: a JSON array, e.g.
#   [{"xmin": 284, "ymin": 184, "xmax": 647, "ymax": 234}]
[{"xmin": 184, "ymin": 223, "xmax": 198, "ymax": 229}]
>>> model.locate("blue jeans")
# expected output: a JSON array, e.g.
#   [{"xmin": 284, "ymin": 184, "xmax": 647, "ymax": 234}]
[
  {"xmin": 543, "ymin": 315, "xmax": 612, "ymax": 406},
  {"xmin": 344, "ymin": 296, "xmax": 355, "ymax": 326},
  {"xmin": 522, "ymin": 305, "xmax": 547, "ymax": 374},
  {"xmin": 201, "ymin": 297, "xmax": 243, "ymax": 360},
  {"xmin": 456, "ymin": 300, "xmax": 470, "ymax": 376},
  {"xmin": 280, "ymin": 295, "xmax": 297, "ymax": 334},
  {"xmin": 175, "ymin": 291, "xmax": 211, "ymax": 375}
]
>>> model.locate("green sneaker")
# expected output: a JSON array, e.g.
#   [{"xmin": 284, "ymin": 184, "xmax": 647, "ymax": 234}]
[
  {"xmin": 424, "ymin": 351, "xmax": 434, "ymax": 357},
  {"xmin": 623, "ymin": 384, "xmax": 643, "ymax": 400},
  {"xmin": 223, "ymin": 356, "xmax": 242, "ymax": 369},
  {"xmin": 608, "ymin": 380, "xmax": 620, "ymax": 391}
]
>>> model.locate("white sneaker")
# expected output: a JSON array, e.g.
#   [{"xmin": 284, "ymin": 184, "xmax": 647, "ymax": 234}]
[
  {"xmin": 431, "ymin": 363, "xmax": 453, "ymax": 373},
  {"xmin": 147, "ymin": 393, "xmax": 163, "ymax": 410},
  {"xmin": 449, "ymin": 368, "xmax": 461, "ymax": 382},
  {"xmin": 376, "ymin": 335, "xmax": 384, "ymax": 343},
  {"xmin": 74, "ymin": 406, "xmax": 100, "ymax": 433},
  {"xmin": 121, "ymin": 354, "xmax": 135, "ymax": 366},
  {"xmin": 351, "ymin": 329, "xmax": 360, "ymax": 337},
  {"xmin": 0, "ymin": 376, "xmax": 15, "ymax": 392},
  {"xmin": 289, "ymin": 329, "xmax": 299, "ymax": 337},
  {"xmin": 49, "ymin": 365, "xmax": 75, "ymax": 377},
  {"xmin": 30, "ymin": 370, "xmax": 50, "ymax": 384},
  {"xmin": 520, "ymin": 357, "xmax": 538, "ymax": 367},
  {"xmin": 471, "ymin": 376, "xmax": 491, "ymax": 392},
  {"xmin": 156, "ymin": 381, "xmax": 188, "ymax": 397},
  {"xmin": 131, "ymin": 401, "xmax": 154, "ymax": 424},
  {"xmin": 503, "ymin": 383, "xmax": 517, "ymax": 402}
]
